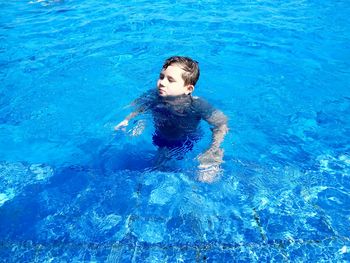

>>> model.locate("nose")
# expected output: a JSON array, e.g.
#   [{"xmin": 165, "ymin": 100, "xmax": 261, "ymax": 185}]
[{"xmin": 158, "ymin": 78, "xmax": 166, "ymax": 87}]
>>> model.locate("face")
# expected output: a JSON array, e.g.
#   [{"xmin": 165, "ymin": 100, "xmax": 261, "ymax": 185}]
[{"xmin": 157, "ymin": 64, "xmax": 194, "ymax": 97}]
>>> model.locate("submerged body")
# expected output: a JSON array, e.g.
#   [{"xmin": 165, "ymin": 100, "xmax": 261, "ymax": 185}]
[
  {"xmin": 115, "ymin": 56, "xmax": 228, "ymax": 182},
  {"xmin": 135, "ymin": 89, "xmax": 227, "ymax": 146}
]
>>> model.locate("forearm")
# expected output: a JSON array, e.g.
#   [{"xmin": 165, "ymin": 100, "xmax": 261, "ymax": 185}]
[
  {"xmin": 124, "ymin": 110, "xmax": 139, "ymax": 122},
  {"xmin": 198, "ymin": 124, "xmax": 228, "ymax": 166},
  {"xmin": 207, "ymin": 124, "xmax": 228, "ymax": 151},
  {"xmin": 115, "ymin": 110, "xmax": 142, "ymax": 131}
]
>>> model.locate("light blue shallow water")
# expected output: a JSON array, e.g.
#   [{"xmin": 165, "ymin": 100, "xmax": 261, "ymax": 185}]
[{"xmin": 1, "ymin": 0, "xmax": 350, "ymax": 261}]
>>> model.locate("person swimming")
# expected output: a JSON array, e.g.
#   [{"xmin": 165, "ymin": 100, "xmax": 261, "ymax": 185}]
[{"xmin": 115, "ymin": 56, "xmax": 228, "ymax": 182}]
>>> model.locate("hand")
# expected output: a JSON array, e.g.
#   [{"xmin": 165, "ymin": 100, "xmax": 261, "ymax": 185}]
[
  {"xmin": 114, "ymin": 119, "xmax": 129, "ymax": 131},
  {"xmin": 198, "ymin": 148, "xmax": 224, "ymax": 168},
  {"xmin": 128, "ymin": 120, "xmax": 146, "ymax": 136},
  {"xmin": 197, "ymin": 165, "xmax": 221, "ymax": 183},
  {"xmin": 197, "ymin": 148, "xmax": 224, "ymax": 183}
]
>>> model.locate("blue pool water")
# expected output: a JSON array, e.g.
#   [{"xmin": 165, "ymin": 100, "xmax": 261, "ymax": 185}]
[{"xmin": 1, "ymin": 0, "xmax": 350, "ymax": 261}]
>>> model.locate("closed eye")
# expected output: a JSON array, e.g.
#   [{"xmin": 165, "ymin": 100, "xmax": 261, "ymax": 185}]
[{"xmin": 168, "ymin": 77, "xmax": 175, "ymax": 82}]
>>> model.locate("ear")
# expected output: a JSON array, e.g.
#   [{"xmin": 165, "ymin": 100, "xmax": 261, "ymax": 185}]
[{"xmin": 186, "ymin": 85, "xmax": 194, "ymax": 94}]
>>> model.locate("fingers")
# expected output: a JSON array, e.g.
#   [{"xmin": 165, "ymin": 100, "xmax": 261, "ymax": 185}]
[
  {"xmin": 114, "ymin": 120, "xmax": 128, "ymax": 131},
  {"xmin": 114, "ymin": 125, "xmax": 121, "ymax": 131},
  {"xmin": 128, "ymin": 120, "xmax": 146, "ymax": 136},
  {"xmin": 197, "ymin": 148, "xmax": 224, "ymax": 183},
  {"xmin": 114, "ymin": 125, "xmax": 125, "ymax": 131},
  {"xmin": 114, "ymin": 120, "xmax": 145, "ymax": 137},
  {"xmin": 198, "ymin": 148, "xmax": 224, "ymax": 166},
  {"xmin": 197, "ymin": 165, "xmax": 221, "ymax": 183}
]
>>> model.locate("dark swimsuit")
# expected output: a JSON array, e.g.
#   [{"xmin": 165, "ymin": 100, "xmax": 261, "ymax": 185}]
[
  {"xmin": 134, "ymin": 89, "xmax": 226, "ymax": 154},
  {"xmin": 152, "ymin": 131, "xmax": 200, "ymax": 152}
]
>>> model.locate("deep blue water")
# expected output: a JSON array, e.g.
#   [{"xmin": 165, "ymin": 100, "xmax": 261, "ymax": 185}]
[{"xmin": 1, "ymin": 0, "xmax": 350, "ymax": 261}]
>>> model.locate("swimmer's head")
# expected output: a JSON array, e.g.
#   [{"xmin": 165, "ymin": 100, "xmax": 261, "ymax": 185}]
[
  {"xmin": 157, "ymin": 56, "xmax": 200, "ymax": 97},
  {"xmin": 162, "ymin": 56, "xmax": 200, "ymax": 86}
]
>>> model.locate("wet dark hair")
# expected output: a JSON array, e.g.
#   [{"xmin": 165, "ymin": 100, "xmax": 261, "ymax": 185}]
[{"xmin": 162, "ymin": 56, "xmax": 200, "ymax": 86}]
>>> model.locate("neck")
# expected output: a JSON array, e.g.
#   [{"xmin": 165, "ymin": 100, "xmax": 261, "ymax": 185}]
[{"xmin": 160, "ymin": 93, "xmax": 191, "ymax": 102}]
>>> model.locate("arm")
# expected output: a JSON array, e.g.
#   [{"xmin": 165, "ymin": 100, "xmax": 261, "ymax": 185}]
[
  {"xmin": 114, "ymin": 110, "xmax": 141, "ymax": 131},
  {"xmin": 114, "ymin": 90, "xmax": 155, "ymax": 131},
  {"xmin": 197, "ymin": 109, "xmax": 228, "ymax": 183},
  {"xmin": 198, "ymin": 110, "xmax": 228, "ymax": 165}
]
